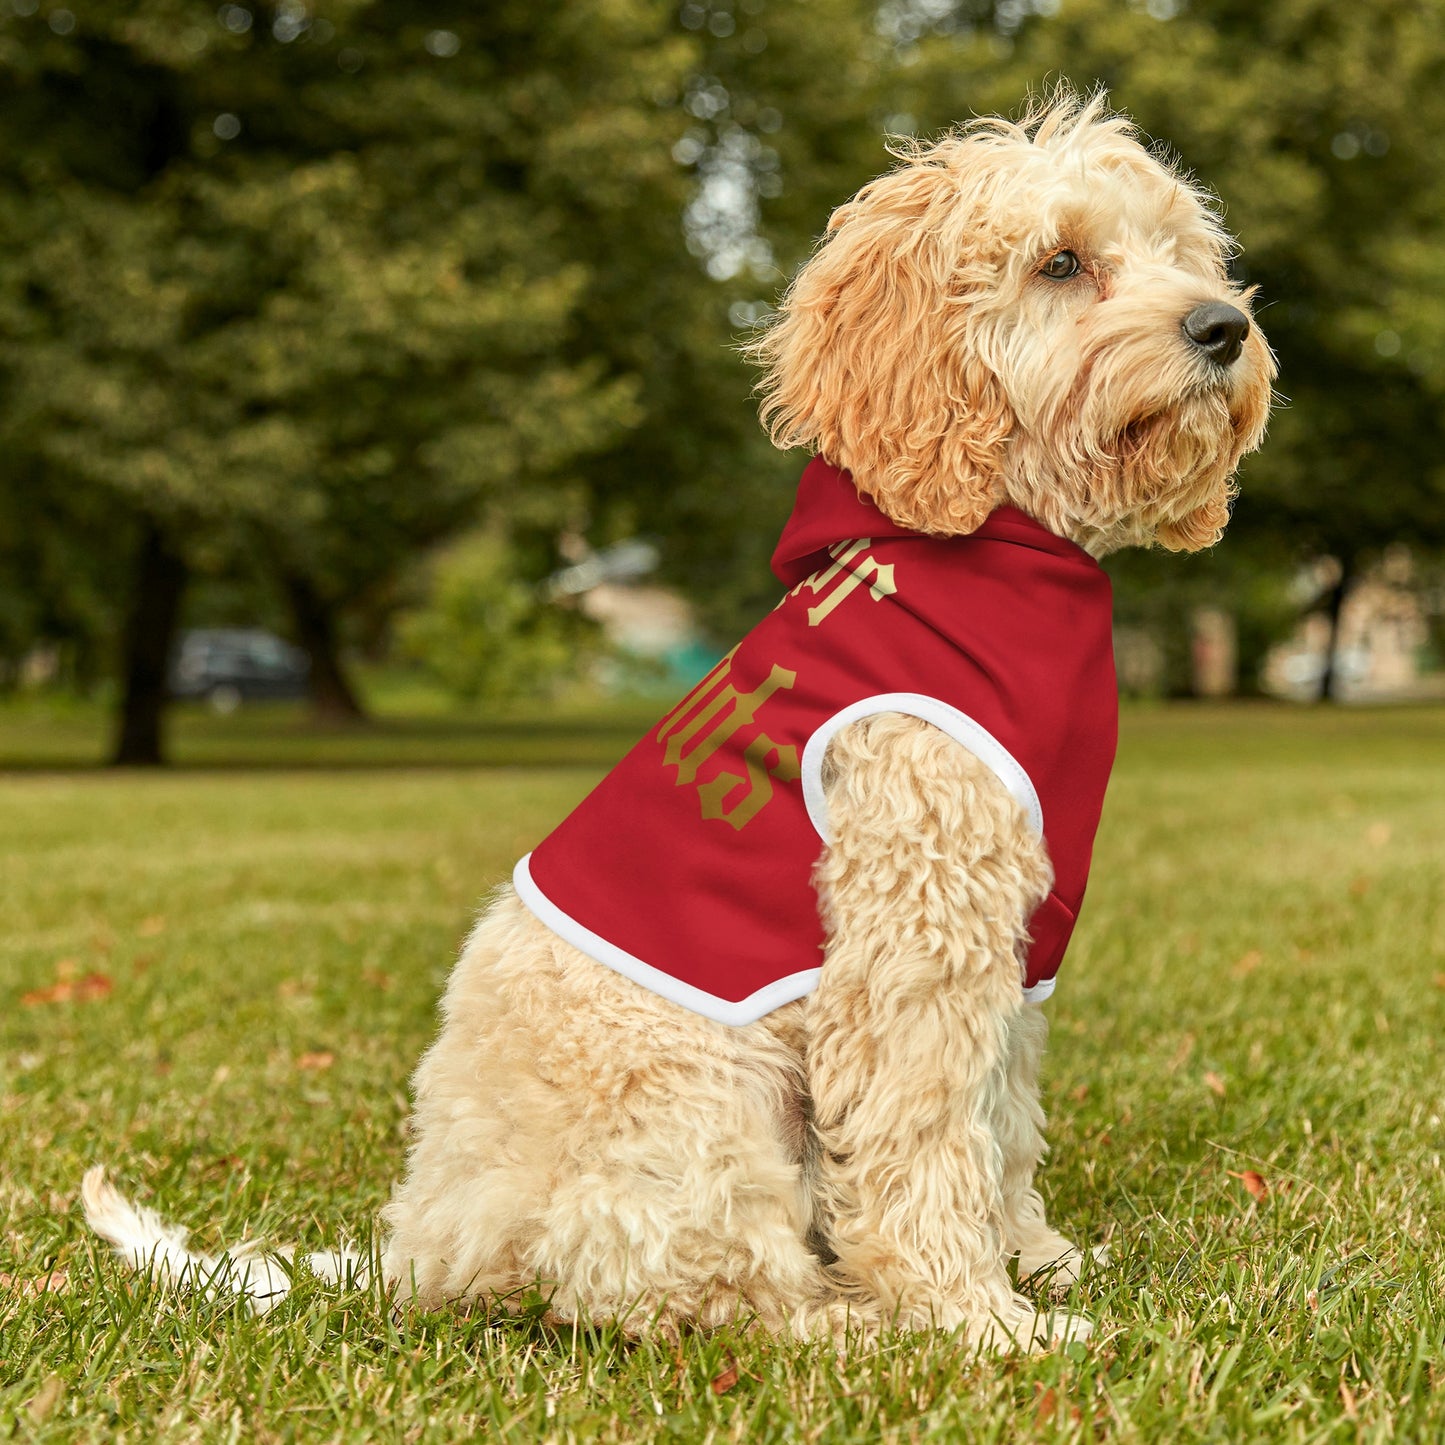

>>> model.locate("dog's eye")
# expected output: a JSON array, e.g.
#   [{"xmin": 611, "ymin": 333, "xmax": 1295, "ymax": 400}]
[{"xmin": 1040, "ymin": 250, "xmax": 1081, "ymax": 280}]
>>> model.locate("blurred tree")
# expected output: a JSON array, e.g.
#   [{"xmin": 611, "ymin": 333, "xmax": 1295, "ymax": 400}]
[
  {"xmin": 0, "ymin": 0, "xmax": 905, "ymax": 753},
  {"xmin": 895, "ymin": 0, "xmax": 1445, "ymax": 695},
  {"xmin": 570, "ymin": 0, "xmax": 887, "ymax": 638},
  {"xmin": 0, "ymin": 1, "xmax": 692, "ymax": 758},
  {"xmin": 396, "ymin": 529, "xmax": 597, "ymax": 704},
  {"xmin": 10, "ymin": 0, "xmax": 1443, "ymax": 742}
]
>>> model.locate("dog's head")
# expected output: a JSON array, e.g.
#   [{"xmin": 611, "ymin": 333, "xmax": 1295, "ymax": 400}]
[{"xmin": 751, "ymin": 89, "xmax": 1275, "ymax": 554}]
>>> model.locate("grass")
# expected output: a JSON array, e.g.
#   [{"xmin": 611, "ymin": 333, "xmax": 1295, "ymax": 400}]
[{"xmin": 1, "ymin": 699, "xmax": 1443, "ymax": 1442}]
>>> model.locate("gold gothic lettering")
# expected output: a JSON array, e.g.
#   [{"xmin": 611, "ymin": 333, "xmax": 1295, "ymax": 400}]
[
  {"xmin": 655, "ymin": 651, "xmax": 800, "ymax": 828},
  {"xmin": 788, "ymin": 538, "xmax": 897, "ymax": 627},
  {"xmin": 697, "ymin": 733, "xmax": 802, "ymax": 832}
]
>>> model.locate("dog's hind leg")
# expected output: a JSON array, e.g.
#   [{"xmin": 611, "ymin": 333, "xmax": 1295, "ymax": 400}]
[
  {"xmin": 804, "ymin": 713, "xmax": 1091, "ymax": 1350},
  {"xmin": 383, "ymin": 893, "xmax": 834, "ymax": 1339}
]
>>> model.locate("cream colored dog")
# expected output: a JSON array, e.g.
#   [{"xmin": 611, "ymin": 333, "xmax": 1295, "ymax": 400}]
[{"xmin": 85, "ymin": 91, "xmax": 1273, "ymax": 1351}]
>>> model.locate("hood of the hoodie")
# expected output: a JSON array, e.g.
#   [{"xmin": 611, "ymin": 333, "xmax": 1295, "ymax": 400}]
[{"xmin": 770, "ymin": 456, "xmax": 1101, "ymax": 588}]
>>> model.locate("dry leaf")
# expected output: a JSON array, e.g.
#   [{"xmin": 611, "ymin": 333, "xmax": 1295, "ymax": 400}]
[
  {"xmin": 21, "ymin": 982, "xmax": 69, "ymax": 1006},
  {"xmin": 1168, "ymin": 1034, "xmax": 1196, "ymax": 1072},
  {"xmin": 1339, "ymin": 1380, "xmax": 1358, "ymax": 1419},
  {"xmin": 1204, "ymin": 1071, "xmax": 1227, "ymax": 1098},
  {"xmin": 1034, "ymin": 1386, "xmax": 1058, "ymax": 1426},
  {"xmin": 710, "ymin": 1359, "xmax": 739, "ymax": 1396},
  {"xmin": 1228, "ymin": 1169, "xmax": 1268, "ymax": 1201},
  {"xmin": 0, "ymin": 1268, "xmax": 69, "ymax": 1299},
  {"xmin": 362, "ymin": 968, "xmax": 394, "ymax": 991},
  {"xmin": 296, "ymin": 1051, "xmax": 335, "ymax": 1072},
  {"xmin": 1232, "ymin": 950, "xmax": 1263, "ymax": 977},
  {"xmin": 21, "ymin": 972, "xmax": 113, "ymax": 1007},
  {"xmin": 1433, "ymin": 973, "xmax": 1445, "ymax": 990},
  {"xmin": 1070, "ymin": 1084, "xmax": 1089, "ymax": 1103},
  {"xmin": 27, "ymin": 1375, "xmax": 64, "ymax": 1423},
  {"xmin": 138, "ymin": 915, "xmax": 167, "ymax": 937}
]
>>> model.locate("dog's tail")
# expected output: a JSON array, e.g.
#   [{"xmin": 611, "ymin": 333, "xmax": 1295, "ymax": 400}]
[{"xmin": 81, "ymin": 1165, "xmax": 368, "ymax": 1315}]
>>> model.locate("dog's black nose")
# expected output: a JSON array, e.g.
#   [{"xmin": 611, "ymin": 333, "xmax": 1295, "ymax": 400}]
[{"xmin": 1182, "ymin": 302, "xmax": 1251, "ymax": 367}]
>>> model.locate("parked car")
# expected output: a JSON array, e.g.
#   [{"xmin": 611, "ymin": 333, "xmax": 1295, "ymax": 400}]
[{"xmin": 169, "ymin": 629, "xmax": 310, "ymax": 712}]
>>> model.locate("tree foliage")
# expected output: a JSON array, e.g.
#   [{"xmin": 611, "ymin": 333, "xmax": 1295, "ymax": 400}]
[
  {"xmin": 397, "ymin": 530, "xmax": 595, "ymax": 705},
  {"xmin": 0, "ymin": 2, "xmax": 702, "ymax": 751},
  {"xmin": 892, "ymin": 0, "xmax": 1445, "ymax": 684},
  {"xmin": 3, "ymin": 0, "xmax": 1444, "ymax": 730}
]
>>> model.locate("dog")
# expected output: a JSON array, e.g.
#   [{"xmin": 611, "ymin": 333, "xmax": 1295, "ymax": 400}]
[{"xmin": 85, "ymin": 89, "xmax": 1274, "ymax": 1351}]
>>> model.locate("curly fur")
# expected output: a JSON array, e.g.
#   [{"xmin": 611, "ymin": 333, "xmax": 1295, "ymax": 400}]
[
  {"xmin": 748, "ymin": 90, "xmax": 1273, "ymax": 554},
  {"xmin": 85, "ymin": 87, "xmax": 1272, "ymax": 1354},
  {"xmin": 380, "ymin": 718, "xmax": 1086, "ymax": 1349}
]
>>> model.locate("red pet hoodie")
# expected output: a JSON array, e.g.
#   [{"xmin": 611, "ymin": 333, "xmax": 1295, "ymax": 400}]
[{"xmin": 515, "ymin": 457, "xmax": 1118, "ymax": 1025}]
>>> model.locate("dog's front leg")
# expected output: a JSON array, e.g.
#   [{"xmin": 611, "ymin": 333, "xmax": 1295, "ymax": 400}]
[
  {"xmin": 994, "ymin": 1003, "xmax": 1098, "ymax": 1290},
  {"xmin": 805, "ymin": 713, "xmax": 1088, "ymax": 1350}
]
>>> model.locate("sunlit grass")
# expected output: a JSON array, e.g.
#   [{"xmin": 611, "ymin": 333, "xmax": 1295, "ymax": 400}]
[{"xmin": 2, "ymin": 703, "xmax": 1442, "ymax": 1441}]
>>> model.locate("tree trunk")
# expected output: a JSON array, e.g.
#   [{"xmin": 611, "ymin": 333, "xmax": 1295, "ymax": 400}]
[
  {"xmin": 1316, "ymin": 554, "xmax": 1355, "ymax": 703},
  {"xmin": 111, "ymin": 521, "xmax": 187, "ymax": 766},
  {"xmin": 283, "ymin": 572, "xmax": 367, "ymax": 724}
]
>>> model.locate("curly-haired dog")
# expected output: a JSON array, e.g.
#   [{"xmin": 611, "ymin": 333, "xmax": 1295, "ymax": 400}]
[{"xmin": 85, "ymin": 91, "xmax": 1273, "ymax": 1350}]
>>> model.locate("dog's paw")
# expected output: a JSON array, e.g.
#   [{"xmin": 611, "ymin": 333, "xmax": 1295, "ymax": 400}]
[
  {"xmin": 1018, "ymin": 1239, "xmax": 1110, "ymax": 1294},
  {"xmin": 1033, "ymin": 1308, "xmax": 1093, "ymax": 1347},
  {"xmin": 970, "ymin": 1297, "xmax": 1093, "ymax": 1353}
]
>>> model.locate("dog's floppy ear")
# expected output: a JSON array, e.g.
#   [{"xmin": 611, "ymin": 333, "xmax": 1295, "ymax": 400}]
[{"xmin": 750, "ymin": 147, "xmax": 1012, "ymax": 535}]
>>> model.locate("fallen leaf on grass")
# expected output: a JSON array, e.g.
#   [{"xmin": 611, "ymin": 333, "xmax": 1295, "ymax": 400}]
[
  {"xmin": 0, "ymin": 1268, "xmax": 69, "ymax": 1298},
  {"xmin": 1034, "ymin": 1384, "xmax": 1083, "ymax": 1428},
  {"xmin": 710, "ymin": 1359, "xmax": 739, "ymax": 1395},
  {"xmin": 1167, "ymin": 1034, "xmax": 1196, "ymax": 1073},
  {"xmin": 361, "ymin": 968, "xmax": 394, "ymax": 992},
  {"xmin": 27, "ymin": 1374, "xmax": 64, "ymax": 1423},
  {"xmin": 21, "ymin": 973, "xmax": 113, "ymax": 1007},
  {"xmin": 295, "ymin": 1051, "xmax": 335, "ymax": 1072},
  {"xmin": 1203, "ymin": 1071, "xmax": 1227, "ymax": 1098},
  {"xmin": 1070, "ymin": 1084, "xmax": 1089, "ymax": 1103},
  {"xmin": 1232, "ymin": 950, "xmax": 1263, "ymax": 977},
  {"xmin": 137, "ymin": 915, "xmax": 167, "ymax": 937},
  {"xmin": 1228, "ymin": 1169, "xmax": 1269, "ymax": 1201},
  {"xmin": 1433, "ymin": 973, "xmax": 1445, "ymax": 990}
]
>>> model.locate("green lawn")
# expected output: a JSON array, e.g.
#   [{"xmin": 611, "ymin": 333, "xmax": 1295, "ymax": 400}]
[{"xmin": 2, "ymin": 702, "xmax": 1442, "ymax": 1442}]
